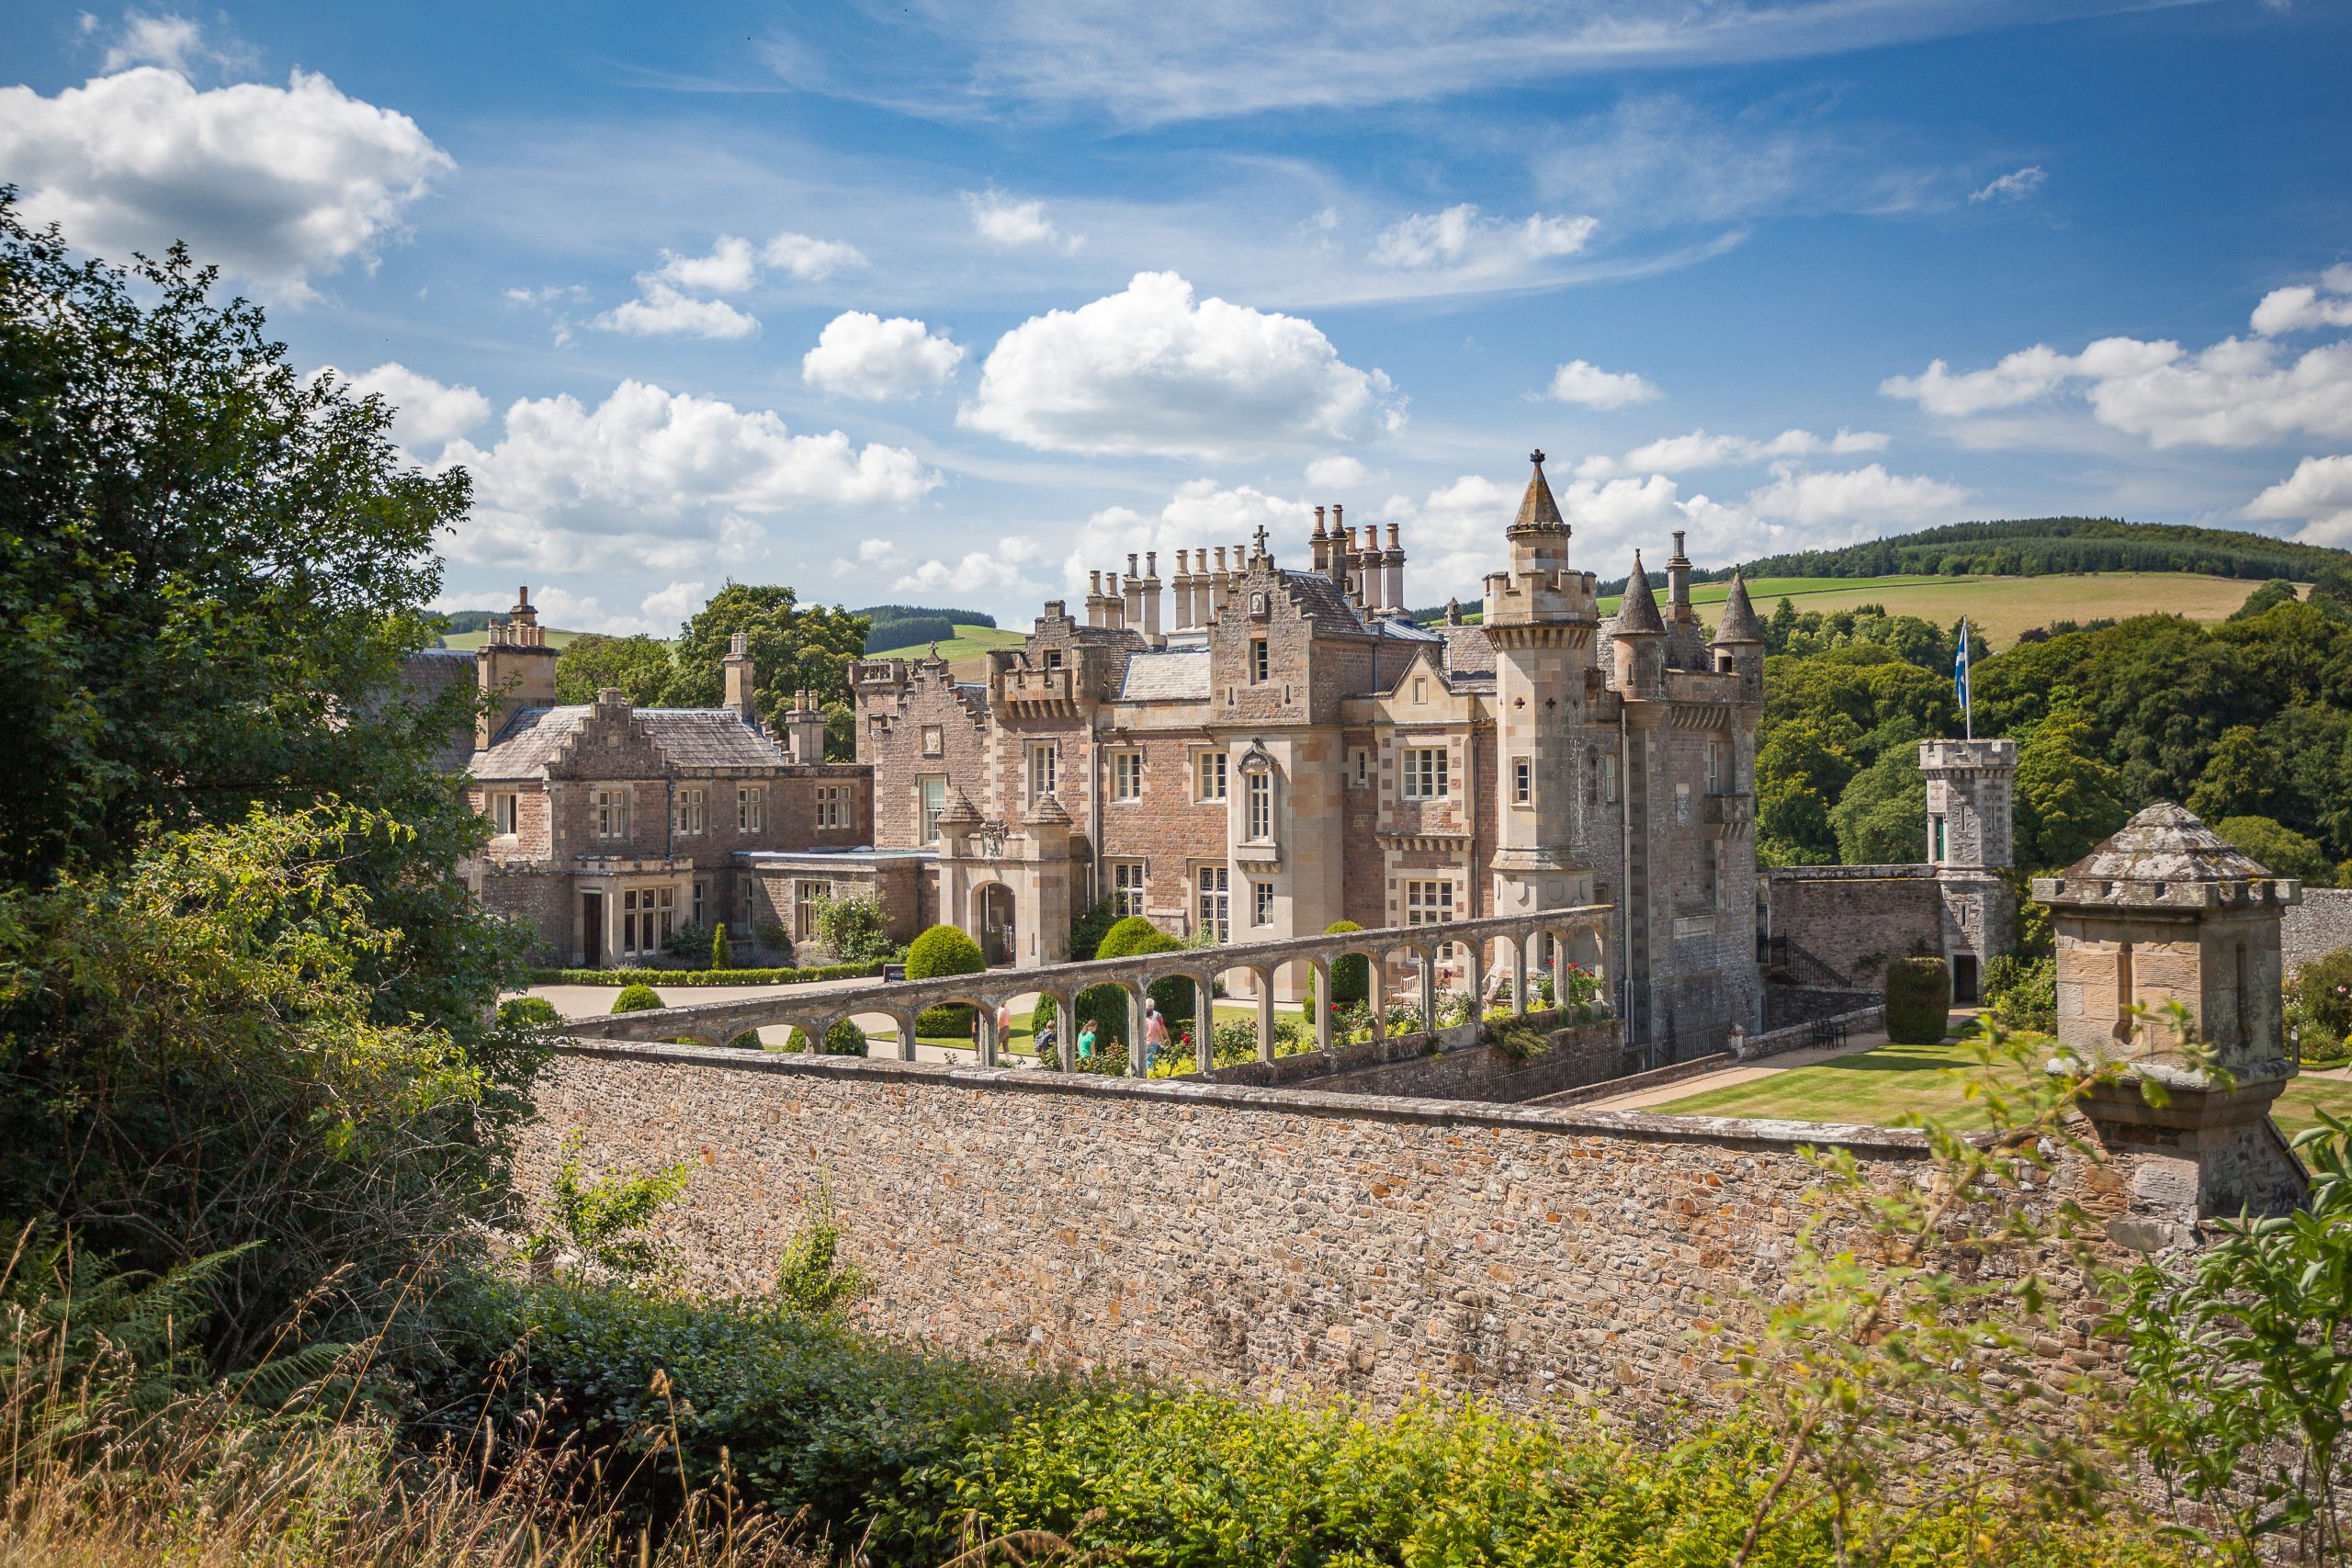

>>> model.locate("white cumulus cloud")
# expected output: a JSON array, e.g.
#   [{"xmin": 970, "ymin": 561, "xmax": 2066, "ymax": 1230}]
[
  {"xmin": 593, "ymin": 283, "xmax": 760, "ymax": 339},
  {"xmin": 1370, "ymin": 204, "xmax": 1598, "ymax": 282},
  {"xmin": 438, "ymin": 379, "xmax": 936, "ymax": 572},
  {"xmin": 1747, "ymin": 462, "xmax": 1971, "ymax": 529},
  {"xmin": 960, "ymin": 270, "xmax": 1399, "ymax": 459},
  {"xmin": 1542, "ymin": 359, "xmax": 1661, "ymax": 409},
  {"xmin": 2252, "ymin": 265, "xmax": 2352, "ymax": 337},
  {"xmin": 2244, "ymin": 454, "xmax": 2352, "ymax": 547},
  {"xmin": 1305, "ymin": 454, "xmax": 1367, "ymax": 488},
  {"xmin": 0, "ymin": 63, "xmax": 450, "ymax": 299},
  {"xmin": 1969, "ymin": 165, "xmax": 2046, "ymax": 203},
  {"xmin": 1884, "ymin": 277, "xmax": 2352, "ymax": 448},
  {"xmin": 802, "ymin": 311, "xmax": 965, "ymax": 400},
  {"xmin": 962, "ymin": 190, "xmax": 1083, "ymax": 254},
  {"xmin": 1583, "ymin": 426, "xmax": 1887, "ymax": 478},
  {"xmin": 315, "ymin": 361, "xmax": 489, "ymax": 454},
  {"xmin": 650, "ymin": 235, "xmax": 759, "ymax": 293},
  {"xmin": 762, "ymin": 231, "xmax": 867, "ymax": 280},
  {"xmin": 639, "ymin": 581, "xmax": 708, "ymax": 629},
  {"xmin": 895, "ymin": 536, "xmax": 1052, "ymax": 604}
]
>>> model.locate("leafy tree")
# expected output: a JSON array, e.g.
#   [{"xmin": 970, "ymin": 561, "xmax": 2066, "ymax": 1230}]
[
  {"xmin": 0, "ymin": 197, "xmax": 469, "ymax": 889},
  {"xmin": 661, "ymin": 582, "xmax": 869, "ymax": 759},
  {"xmin": 2013, "ymin": 707, "xmax": 2132, "ymax": 872},
  {"xmin": 1829, "ymin": 749, "xmax": 1925, "ymax": 864},
  {"xmin": 2229, "ymin": 577, "xmax": 2303, "ymax": 621},
  {"xmin": 1755, "ymin": 716, "xmax": 1860, "ymax": 863},
  {"xmin": 0, "ymin": 804, "xmax": 538, "ymax": 1361},
  {"xmin": 2214, "ymin": 815, "xmax": 2333, "ymax": 884},
  {"xmin": 554, "ymin": 632, "xmax": 674, "ymax": 705},
  {"xmin": 522, "ymin": 1131, "xmax": 690, "ymax": 1281},
  {"xmin": 2189, "ymin": 724, "xmax": 2293, "ymax": 827}
]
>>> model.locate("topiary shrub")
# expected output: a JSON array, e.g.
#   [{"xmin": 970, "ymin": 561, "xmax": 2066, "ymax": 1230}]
[
  {"xmin": 906, "ymin": 923, "xmax": 986, "ymax": 1036},
  {"xmin": 612, "ymin": 984, "xmax": 664, "ymax": 1014},
  {"xmin": 1071, "ymin": 917, "xmax": 1192, "ymax": 1048},
  {"xmin": 1303, "ymin": 920, "xmax": 1369, "ymax": 1012},
  {"xmin": 823, "ymin": 1019, "xmax": 867, "ymax": 1055},
  {"xmin": 499, "ymin": 996, "xmax": 563, "ymax": 1030},
  {"xmin": 711, "ymin": 922, "xmax": 733, "ymax": 970},
  {"xmin": 1883, "ymin": 957, "xmax": 1951, "ymax": 1044}
]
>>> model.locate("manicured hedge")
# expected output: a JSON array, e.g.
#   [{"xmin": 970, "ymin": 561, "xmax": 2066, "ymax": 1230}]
[
  {"xmin": 1883, "ymin": 956, "xmax": 1951, "ymax": 1044},
  {"xmin": 523, "ymin": 961, "xmax": 886, "ymax": 987}
]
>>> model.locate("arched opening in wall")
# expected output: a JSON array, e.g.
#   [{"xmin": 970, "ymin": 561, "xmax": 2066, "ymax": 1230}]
[
  {"xmin": 974, "ymin": 883, "xmax": 1016, "ymax": 967},
  {"xmin": 1952, "ymin": 953, "xmax": 1979, "ymax": 1005}
]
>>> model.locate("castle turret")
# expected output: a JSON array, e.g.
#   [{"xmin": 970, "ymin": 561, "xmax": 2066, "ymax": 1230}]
[
  {"xmin": 1483, "ymin": 452, "xmax": 1601, "ymax": 919},
  {"xmin": 1918, "ymin": 737, "xmax": 2018, "ymax": 1002},
  {"xmin": 1708, "ymin": 570, "xmax": 1765, "ymax": 701},
  {"xmin": 2034, "ymin": 804, "xmax": 2307, "ymax": 1226},
  {"xmin": 475, "ymin": 585, "xmax": 560, "ymax": 749},
  {"xmin": 1610, "ymin": 552, "xmax": 1667, "ymax": 701}
]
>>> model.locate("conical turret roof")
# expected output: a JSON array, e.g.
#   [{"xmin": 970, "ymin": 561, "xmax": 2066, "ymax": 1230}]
[
  {"xmin": 1613, "ymin": 551, "xmax": 1665, "ymax": 635},
  {"xmin": 936, "ymin": 785, "xmax": 981, "ymax": 827},
  {"xmin": 1710, "ymin": 570, "xmax": 1764, "ymax": 645},
  {"xmin": 1510, "ymin": 449, "xmax": 1566, "ymax": 533},
  {"xmin": 1026, "ymin": 792, "xmax": 1072, "ymax": 828}
]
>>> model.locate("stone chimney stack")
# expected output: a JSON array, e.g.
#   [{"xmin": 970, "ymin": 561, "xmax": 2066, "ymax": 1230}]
[
  {"xmin": 1311, "ymin": 505, "xmax": 1329, "ymax": 573},
  {"xmin": 1207, "ymin": 547, "xmax": 1228, "ymax": 620},
  {"xmin": 1122, "ymin": 555, "xmax": 1144, "ymax": 631},
  {"xmin": 1382, "ymin": 521, "xmax": 1406, "ymax": 615},
  {"xmin": 1328, "ymin": 503, "xmax": 1349, "ymax": 587},
  {"xmin": 474, "ymin": 584, "xmax": 560, "ymax": 750},
  {"xmin": 1139, "ymin": 550, "xmax": 1163, "ymax": 641},
  {"xmin": 1667, "ymin": 529, "xmax": 1693, "ymax": 624},
  {"xmin": 1104, "ymin": 571, "xmax": 1125, "ymax": 630},
  {"xmin": 783, "ymin": 688, "xmax": 828, "ymax": 765},
  {"xmin": 1085, "ymin": 570, "xmax": 1106, "ymax": 627},
  {"xmin": 723, "ymin": 630, "xmax": 759, "ymax": 728}
]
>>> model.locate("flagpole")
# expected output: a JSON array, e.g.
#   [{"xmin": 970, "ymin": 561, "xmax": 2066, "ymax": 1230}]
[{"xmin": 1961, "ymin": 618, "xmax": 1973, "ymax": 740}]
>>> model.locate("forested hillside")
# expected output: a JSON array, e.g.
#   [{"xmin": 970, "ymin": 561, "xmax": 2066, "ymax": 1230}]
[
  {"xmin": 1751, "ymin": 579, "xmax": 2352, "ymax": 887},
  {"xmin": 1731, "ymin": 516, "xmax": 2348, "ymax": 585},
  {"xmin": 855, "ymin": 602, "xmax": 998, "ymax": 653}
]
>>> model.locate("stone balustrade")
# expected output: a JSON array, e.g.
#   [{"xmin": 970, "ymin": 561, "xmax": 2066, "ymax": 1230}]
[{"xmin": 560, "ymin": 904, "xmax": 1615, "ymax": 1077}]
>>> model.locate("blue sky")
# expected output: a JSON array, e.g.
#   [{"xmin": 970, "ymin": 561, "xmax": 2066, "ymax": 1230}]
[{"xmin": 6, "ymin": 0, "xmax": 2350, "ymax": 633}]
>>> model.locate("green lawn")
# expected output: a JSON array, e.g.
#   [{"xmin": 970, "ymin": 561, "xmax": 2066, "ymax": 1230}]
[
  {"xmin": 1587, "ymin": 571, "xmax": 2263, "ymax": 646},
  {"xmin": 1653, "ymin": 1034, "xmax": 2352, "ymax": 1142},
  {"xmin": 867, "ymin": 623, "xmax": 1026, "ymax": 663}
]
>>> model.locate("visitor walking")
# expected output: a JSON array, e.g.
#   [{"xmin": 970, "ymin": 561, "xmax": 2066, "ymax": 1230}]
[
  {"xmin": 1143, "ymin": 998, "xmax": 1169, "ymax": 1075},
  {"xmin": 1077, "ymin": 1020, "xmax": 1097, "ymax": 1061}
]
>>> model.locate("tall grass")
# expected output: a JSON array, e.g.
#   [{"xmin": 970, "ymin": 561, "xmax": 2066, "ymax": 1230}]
[{"xmin": 0, "ymin": 1228, "xmax": 839, "ymax": 1568}]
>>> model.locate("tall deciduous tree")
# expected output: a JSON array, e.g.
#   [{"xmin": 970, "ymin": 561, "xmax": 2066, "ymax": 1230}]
[
  {"xmin": 0, "ymin": 197, "xmax": 469, "ymax": 886},
  {"xmin": 661, "ymin": 582, "xmax": 869, "ymax": 758},
  {"xmin": 556, "ymin": 632, "xmax": 675, "ymax": 705},
  {"xmin": 1830, "ymin": 750, "xmax": 1926, "ymax": 864},
  {"xmin": 2013, "ymin": 706, "xmax": 2131, "ymax": 872}
]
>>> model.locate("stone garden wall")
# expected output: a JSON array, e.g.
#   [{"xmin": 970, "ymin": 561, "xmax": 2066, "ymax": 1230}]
[
  {"xmin": 521, "ymin": 1040, "xmax": 1962, "ymax": 1425},
  {"xmin": 2284, "ymin": 888, "xmax": 2352, "ymax": 971}
]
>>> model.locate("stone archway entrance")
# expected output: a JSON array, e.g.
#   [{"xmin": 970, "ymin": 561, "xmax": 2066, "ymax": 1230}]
[{"xmin": 976, "ymin": 884, "xmax": 1017, "ymax": 967}]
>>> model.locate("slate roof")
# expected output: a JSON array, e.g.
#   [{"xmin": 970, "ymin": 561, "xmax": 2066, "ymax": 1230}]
[
  {"xmin": 1279, "ymin": 570, "xmax": 1373, "ymax": 634},
  {"xmin": 470, "ymin": 705, "xmax": 791, "ymax": 780},
  {"xmin": 1118, "ymin": 649, "xmax": 1212, "ymax": 701},
  {"xmin": 1511, "ymin": 455, "xmax": 1566, "ymax": 531},
  {"xmin": 395, "ymin": 649, "xmax": 481, "ymax": 773},
  {"xmin": 2064, "ymin": 803, "xmax": 2275, "ymax": 884},
  {"xmin": 1711, "ymin": 570, "xmax": 1765, "ymax": 644},
  {"xmin": 1612, "ymin": 552, "xmax": 1666, "ymax": 635},
  {"xmin": 1438, "ymin": 625, "xmax": 1497, "ymax": 679}
]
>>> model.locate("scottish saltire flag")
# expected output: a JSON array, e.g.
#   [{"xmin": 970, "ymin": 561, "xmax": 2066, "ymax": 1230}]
[{"xmin": 1954, "ymin": 620, "xmax": 1972, "ymax": 738}]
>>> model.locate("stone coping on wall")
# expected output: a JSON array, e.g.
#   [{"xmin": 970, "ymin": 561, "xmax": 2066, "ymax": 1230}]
[
  {"xmin": 547, "ymin": 1035, "xmax": 1932, "ymax": 1158},
  {"xmin": 1762, "ymin": 863, "xmax": 1938, "ymax": 883}
]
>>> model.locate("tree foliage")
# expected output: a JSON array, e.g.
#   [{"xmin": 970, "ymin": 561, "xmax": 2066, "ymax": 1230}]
[
  {"xmin": 662, "ymin": 582, "xmax": 868, "ymax": 760},
  {"xmin": 0, "ymin": 197, "xmax": 471, "ymax": 889},
  {"xmin": 554, "ymin": 632, "xmax": 675, "ymax": 705}
]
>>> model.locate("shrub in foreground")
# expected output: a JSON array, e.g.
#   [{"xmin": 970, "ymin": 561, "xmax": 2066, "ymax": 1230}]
[
  {"xmin": 904, "ymin": 923, "xmax": 985, "ymax": 1035},
  {"xmin": 611, "ymin": 984, "xmax": 664, "ymax": 1014},
  {"xmin": 1883, "ymin": 955, "xmax": 1950, "ymax": 1043}
]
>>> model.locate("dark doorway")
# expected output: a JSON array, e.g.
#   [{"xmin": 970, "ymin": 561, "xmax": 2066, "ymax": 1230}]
[
  {"xmin": 977, "ymin": 885, "xmax": 1015, "ymax": 966},
  {"xmin": 1952, "ymin": 953, "xmax": 1978, "ymax": 1005},
  {"xmin": 582, "ymin": 892, "xmax": 604, "ymax": 968}
]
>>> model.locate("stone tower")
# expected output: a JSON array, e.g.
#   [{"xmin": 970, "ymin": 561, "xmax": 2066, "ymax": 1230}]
[
  {"xmin": 1918, "ymin": 737, "xmax": 2018, "ymax": 1002},
  {"xmin": 474, "ymin": 585, "xmax": 560, "ymax": 750},
  {"xmin": 1482, "ymin": 451, "xmax": 1602, "ymax": 915},
  {"xmin": 2034, "ymin": 803, "xmax": 2307, "ymax": 1224}
]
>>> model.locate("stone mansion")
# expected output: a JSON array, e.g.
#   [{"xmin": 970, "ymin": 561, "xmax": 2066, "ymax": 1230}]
[{"xmin": 447, "ymin": 452, "xmax": 2020, "ymax": 1056}]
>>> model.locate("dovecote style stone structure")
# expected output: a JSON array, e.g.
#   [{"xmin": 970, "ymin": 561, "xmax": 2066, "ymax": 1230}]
[{"xmin": 2034, "ymin": 802, "xmax": 2307, "ymax": 1227}]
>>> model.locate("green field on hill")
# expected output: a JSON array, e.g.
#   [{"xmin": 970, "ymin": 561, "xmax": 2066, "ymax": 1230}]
[
  {"xmin": 867, "ymin": 622, "xmax": 1027, "ymax": 663},
  {"xmin": 1591, "ymin": 570, "xmax": 2270, "ymax": 644}
]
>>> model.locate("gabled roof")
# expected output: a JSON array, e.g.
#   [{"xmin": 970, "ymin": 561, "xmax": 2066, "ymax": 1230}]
[
  {"xmin": 1118, "ymin": 649, "xmax": 1212, "ymax": 701},
  {"xmin": 1612, "ymin": 551, "xmax": 1665, "ymax": 636},
  {"xmin": 1438, "ymin": 624, "xmax": 1497, "ymax": 679},
  {"xmin": 1711, "ymin": 570, "xmax": 1765, "ymax": 645},
  {"xmin": 470, "ymin": 704, "xmax": 792, "ymax": 780}
]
